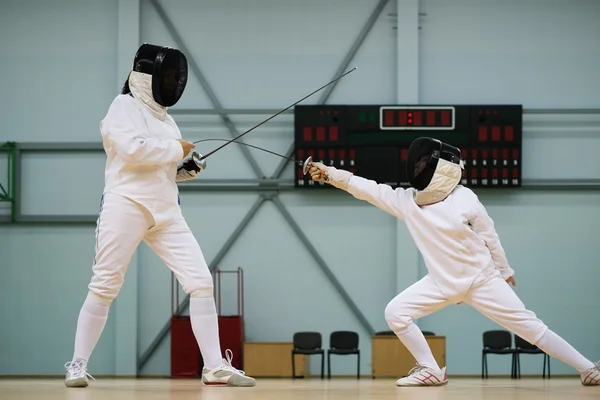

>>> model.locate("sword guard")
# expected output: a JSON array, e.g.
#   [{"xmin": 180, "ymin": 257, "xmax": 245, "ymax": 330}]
[
  {"xmin": 302, "ymin": 156, "xmax": 313, "ymax": 175},
  {"xmin": 191, "ymin": 151, "xmax": 207, "ymax": 171}
]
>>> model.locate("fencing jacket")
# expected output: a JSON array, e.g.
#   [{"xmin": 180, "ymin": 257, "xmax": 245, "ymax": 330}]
[
  {"xmin": 99, "ymin": 93, "xmax": 184, "ymax": 215},
  {"xmin": 325, "ymin": 168, "xmax": 515, "ymax": 298}
]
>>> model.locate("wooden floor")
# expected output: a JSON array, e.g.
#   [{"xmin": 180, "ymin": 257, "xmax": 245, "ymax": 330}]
[{"xmin": 0, "ymin": 378, "xmax": 598, "ymax": 400}]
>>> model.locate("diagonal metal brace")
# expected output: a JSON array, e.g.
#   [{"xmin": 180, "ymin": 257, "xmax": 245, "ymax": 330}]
[
  {"xmin": 272, "ymin": 0, "xmax": 391, "ymax": 179},
  {"xmin": 150, "ymin": 0, "xmax": 264, "ymax": 179},
  {"xmin": 270, "ymin": 196, "xmax": 375, "ymax": 335}
]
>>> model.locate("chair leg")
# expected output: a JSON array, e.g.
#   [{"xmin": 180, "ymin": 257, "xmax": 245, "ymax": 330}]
[
  {"xmin": 511, "ymin": 353, "xmax": 515, "ymax": 379},
  {"xmin": 321, "ymin": 353, "xmax": 325, "ymax": 380},
  {"xmin": 543, "ymin": 354, "xmax": 546, "ymax": 379},
  {"xmin": 291, "ymin": 352, "xmax": 296, "ymax": 379},
  {"xmin": 484, "ymin": 353, "xmax": 488, "ymax": 379},
  {"xmin": 481, "ymin": 353, "xmax": 485, "ymax": 379},
  {"xmin": 327, "ymin": 352, "xmax": 331, "ymax": 379},
  {"xmin": 517, "ymin": 354, "xmax": 521, "ymax": 379},
  {"xmin": 357, "ymin": 352, "xmax": 360, "ymax": 380}
]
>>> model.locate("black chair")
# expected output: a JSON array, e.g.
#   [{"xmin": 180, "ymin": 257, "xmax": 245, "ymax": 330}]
[
  {"xmin": 514, "ymin": 335, "xmax": 551, "ymax": 379},
  {"xmin": 422, "ymin": 331, "xmax": 436, "ymax": 336},
  {"xmin": 482, "ymin": 330, "xmax": 517, "ymax": 379},
  {"xmin": 292, "ymin": 332, "xmax": 324, "ymax": 379},
  {"xmin": 327, "ymin": 331, "xmax": 360, "ymax": 379}
]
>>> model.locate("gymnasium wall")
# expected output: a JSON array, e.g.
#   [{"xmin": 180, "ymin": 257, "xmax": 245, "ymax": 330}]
[{"xmin": 0, "ymin": 0, "xmax": 599, "ymax": 377}]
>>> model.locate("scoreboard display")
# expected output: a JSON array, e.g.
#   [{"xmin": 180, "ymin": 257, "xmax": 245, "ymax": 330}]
[{"xmin": 294, "ymin": 105, "xmax": 522, "ymax": 189}]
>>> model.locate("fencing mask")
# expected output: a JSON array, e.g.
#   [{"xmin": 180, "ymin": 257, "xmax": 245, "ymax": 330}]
[
  {"xmin": 130, "ymin": 43, "xmax": 188, "ymax": 108},
  {"xmin": 406, "ymin": 137, "xmax": 464, "ymax": 206}
]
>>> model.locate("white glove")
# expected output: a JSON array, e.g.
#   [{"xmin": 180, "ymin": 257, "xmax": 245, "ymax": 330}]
[
  {"xmin": 307, "ymin": 160, "xmax": 353, "ymax": 190},
  {"xmin": 176, "ymin": 151, "xmax": 205, "ymax": 182}
]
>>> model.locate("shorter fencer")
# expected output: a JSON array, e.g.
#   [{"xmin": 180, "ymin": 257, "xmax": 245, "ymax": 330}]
[{"xmin": 307, "ymin": 137, "xmax": 599, "ymax": 387}]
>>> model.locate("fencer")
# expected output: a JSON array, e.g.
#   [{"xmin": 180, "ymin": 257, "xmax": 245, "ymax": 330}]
[
  {"xmin": 64, "ymin": 43, "xmax": 255, "ymax": 388},
  {"xmin": 307, "ymin": 137, "xmax": 599, "ymax": 387}
]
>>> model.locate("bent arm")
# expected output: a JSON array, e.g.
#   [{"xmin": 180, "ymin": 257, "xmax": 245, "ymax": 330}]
[
  {"xmin": 326, "ymin": 167, "xmax": 409, "ymax": 220},
  {"xmin": 468, "ymin": 199, "xmax": 515, "ymax": 279},
  {"xmin": 101, "ymin": 99, "xmax": 183, "ymax": 165}
]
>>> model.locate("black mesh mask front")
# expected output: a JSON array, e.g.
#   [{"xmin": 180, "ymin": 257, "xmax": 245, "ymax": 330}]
[{"xmin": 133, "ymin": 43, "xmax": 188, "ymax": 107}]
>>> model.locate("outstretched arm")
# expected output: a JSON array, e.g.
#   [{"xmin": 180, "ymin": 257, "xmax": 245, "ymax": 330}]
[
  {"xmin": 467, "ymin": 195, "xmax": 515, "ymax": 279},
  {"xmin": 308, "ymin": 161, "xmax": 409, "ymax": 220},
  {"xmin": 101, "ymin": 97, "xmax": 184, "ymax": 165}
]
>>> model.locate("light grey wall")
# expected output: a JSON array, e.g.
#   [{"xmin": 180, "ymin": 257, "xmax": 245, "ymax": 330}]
[{"xmin": 0, "ymin": 0, "xmax": 599, "ymax": 378}]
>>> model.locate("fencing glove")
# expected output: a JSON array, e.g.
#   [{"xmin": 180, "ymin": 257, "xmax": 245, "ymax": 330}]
[
  {"xmin": 308, "ymin": 160, "xmax": 353, "ymax": 190},
  {"xmin": 176, "ymin": 151, "xmax": 206, "ymax": 182}
]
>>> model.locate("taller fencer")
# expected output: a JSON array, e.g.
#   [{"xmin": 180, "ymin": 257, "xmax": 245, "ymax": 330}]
[
  {"xmin": 307, "ymin": 137, "xmax": 600, "ymax": 387},
  {"xmin": 64, "ymin": 44, "xmax": 255, "ymax": 388}
]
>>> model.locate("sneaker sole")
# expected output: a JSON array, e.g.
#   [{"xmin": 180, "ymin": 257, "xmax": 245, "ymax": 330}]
[
  {"xmin": 65, "ymin": 378, "xmax": 89, "ymax": 388},
  {"xmin": 396, "ymin": 380, "xmax": 448, "ymax": 387}
]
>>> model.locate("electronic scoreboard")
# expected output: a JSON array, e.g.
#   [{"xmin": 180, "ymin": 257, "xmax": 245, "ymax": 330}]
[{"xmin": 293, "ymin": 105, "xmax": 522, "ymax": 189}]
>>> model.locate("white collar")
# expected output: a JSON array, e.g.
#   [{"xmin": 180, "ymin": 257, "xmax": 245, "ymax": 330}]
[
  {"xmin": 128, "ymin": 71, "xmax": 168, "ymax": 121},
  {"xmin": 414, "ymin": 158, "xmax": 463, "ymax": 206}
]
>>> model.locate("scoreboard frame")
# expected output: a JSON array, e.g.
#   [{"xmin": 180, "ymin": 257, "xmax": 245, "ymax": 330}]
[{"xmin": 293, "ymin": 104, "xmax": 523, "ymax": 190}]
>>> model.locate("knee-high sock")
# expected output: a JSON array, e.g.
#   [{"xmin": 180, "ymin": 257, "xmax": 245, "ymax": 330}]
[
  {"xmin": 536, "ymin": 329, "xmax": 594, "ymax": 372},
  {"xmin": 72, "ymin": 292, "xmax": 111, "ymax": 363},
  {"xmin": 189, "ymin": 296, "xmax": 223, "ymax": 370},
  {"xmin": 395, "ymin": 325, "xmax": 440, "ymax": 370}
]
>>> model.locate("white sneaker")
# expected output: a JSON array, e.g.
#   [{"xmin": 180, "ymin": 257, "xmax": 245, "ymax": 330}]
[
  {"xmin": 64, "ymin": 359, "xmax": 95, "ymax": 388},
  {"xmin": 396, "ymin": 364, "xmax": 448, "ymax": 387},
  {"xmin": 581, "ymin": 361, "xmax": 600, "ymax": 386},
  {"xmin": 201, "ymin": 349, "xmax": 256, "ymax": 387}
]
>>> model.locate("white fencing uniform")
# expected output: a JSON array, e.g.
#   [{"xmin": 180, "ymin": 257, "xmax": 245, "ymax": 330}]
[
  {"xmin": 65, "ymin": 46, "xmax": 255, "ymax": 389},
  {"xmin": 338, "ymin": 176, "xmax": 548, "ymax": 339},
  {"xmin": 314, "ymin": 165, "xmax": 598, "ymax": 386},
  {"xmin": 89, "ymin": 94, "xmax": 212, "ymax": 299}
]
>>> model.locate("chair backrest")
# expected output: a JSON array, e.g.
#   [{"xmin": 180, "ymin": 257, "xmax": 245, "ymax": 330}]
[
  {"xmin": 374, "ymin": 330, "xmax": 396, "ymax": 336},
  {"xmin": 422, "ymin": 331, "xmax": 435, "ymax": 336},
  {"xmin": 514, "ymin": 335, "xmax": 538, "ymax": 350},
  {"xmin": 330, "ymin": 331, "xmax": 359, "ymax": 350},
  {"xmin": 293, "ymin": 332, "xmax": 322, "ymax": 350},
  {"xmin": 483, "ymin": 330, "xmax": 512, "ymax": 349}
]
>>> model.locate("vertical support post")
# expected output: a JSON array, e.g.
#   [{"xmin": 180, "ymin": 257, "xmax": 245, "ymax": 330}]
[
  {"xmin": 395, "ymin": 0, "xmax": 420, "ymax": 104},
  {"xmin": 0, "ymin": 142, "xmax": 17, "ymax": 222},
  {"xmin": 114, "ymin": 0, "xmax": 141, "ymax": 376},
  {"xmin": 395, "ymin": 0, "xmax": 421, "ymax": 294}
]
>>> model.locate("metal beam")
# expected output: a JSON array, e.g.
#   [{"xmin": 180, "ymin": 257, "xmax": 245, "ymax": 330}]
[
  {"xmin": 137, "ymin": 195, "xmax": 267, "ymax": 373},
  {"xmin": 170, "ymin": 108, "xmax": 294, "ymax": 116},
  {"xmin": 523, "ymin": 108, "xmax": 600, "ymax": 115},
  {"xmin": 318, "ymin": 0, "xmax": 390, "ymax": 105},
  {"xmin": 12, "ymin": 215, "xmax": 98, "ymax": 224},
  {"xmin": 271, "ymin": 196, "xmax": 376, "ymax": 335},
  {"xmin": 178, "ymin": 178, "xmax": 295, "ymax": 192},
  {"xmin": 18, "ymin": 142, "xmax": 103, "ymax": 151},
  {"xmin": 150, "ymin": 0, "xmax": 264, "ymax": 179},
  {"xmin": 272, "ymin": 0, "xmax": 390, "ymax": 179}
]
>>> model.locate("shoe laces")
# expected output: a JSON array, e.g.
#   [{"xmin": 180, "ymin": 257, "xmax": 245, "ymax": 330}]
[
  {"xmin": 65, "ymin": 359, "xmax": 96, "ymax": 381},
  {"xmin": 407, "ymin": 364, "xmax": 428, "ymax": 376},
  {"xmin": 222, "ymin": 349, "xmax": 246, "ymax": 376}
]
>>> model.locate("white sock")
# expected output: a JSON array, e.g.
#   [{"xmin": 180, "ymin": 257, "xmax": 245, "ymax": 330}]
[
  {"xmin": 72, "ymin": 292, "xmax": 111, "ymax": 363},
  {"xmin": 535, "ymin": 329, "xmax": 594, "ymax": 372},
  {"xmin": 189, "ymin": 296, "xmax": 223, "ymax": 370},
  {"xmin": 395, "ymin": 325, "xmax": 441, "ymax": 370}
]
